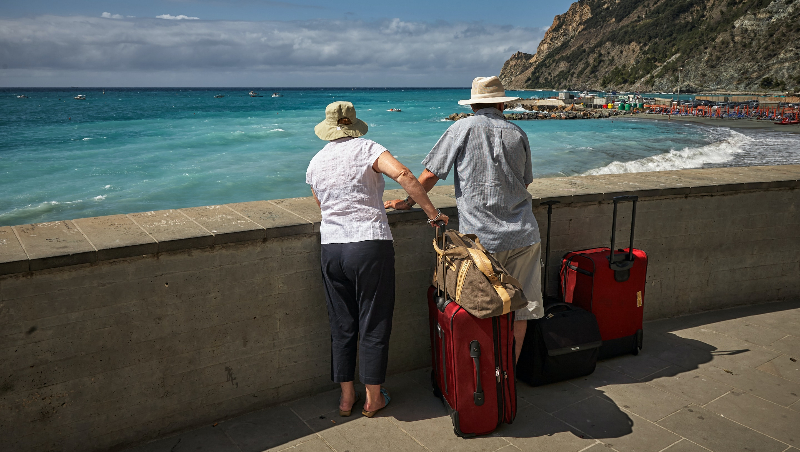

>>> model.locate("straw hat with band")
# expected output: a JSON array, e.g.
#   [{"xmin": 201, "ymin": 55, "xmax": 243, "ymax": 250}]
[
  {"xmin": 315, "ymin": 101, "xmax": 369, "ymax": 141},
  {"xmin": 458, "ymin": 76, "xmax": 519, "ymax": 106}
]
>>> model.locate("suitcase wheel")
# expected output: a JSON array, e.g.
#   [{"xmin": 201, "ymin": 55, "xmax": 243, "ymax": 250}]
[{"xmin": 632, "ymin": 329, "xmax": 644, "ymax": 355}]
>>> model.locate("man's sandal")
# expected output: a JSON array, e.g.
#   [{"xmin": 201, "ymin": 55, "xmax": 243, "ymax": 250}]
[
  {"xmin": 362, "ymin": 388, "xmax": 391, "ymax": 418},
  {"xmin": 339, "ymin": 392, "xmax": 361, "ymax": 417}
]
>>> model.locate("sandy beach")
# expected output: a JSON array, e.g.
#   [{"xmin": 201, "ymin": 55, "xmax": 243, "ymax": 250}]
[{"xmin": 628, "ymin": 112, "xmax": 800, "ymax": 133}]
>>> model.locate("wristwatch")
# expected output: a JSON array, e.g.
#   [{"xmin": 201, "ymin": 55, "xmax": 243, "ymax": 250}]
[{"xmin": 404, "ymin": 196, "xmax": 416, "ymax": 207}]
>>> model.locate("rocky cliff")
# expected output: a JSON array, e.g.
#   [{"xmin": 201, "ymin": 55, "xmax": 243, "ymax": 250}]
[{"xmin": 500, "ymin": 0, "xmax": 800, "ymax": 93}]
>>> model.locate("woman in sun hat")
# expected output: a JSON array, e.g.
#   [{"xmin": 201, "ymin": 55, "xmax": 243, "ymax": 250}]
[{"xmin": 306, "ymin": 101, "xmax": 449, "ymax": 418}]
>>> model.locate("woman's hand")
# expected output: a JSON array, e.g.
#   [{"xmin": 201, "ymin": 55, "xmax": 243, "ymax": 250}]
[{"xmin": 384, "ymin": 199, "xmax": 412, "ymax": 210}]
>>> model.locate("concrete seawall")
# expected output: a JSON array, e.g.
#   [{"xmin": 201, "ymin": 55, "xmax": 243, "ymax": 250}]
[{"xmin": 1, "ymin": 165, "xmax": 799, "ymax": 451}]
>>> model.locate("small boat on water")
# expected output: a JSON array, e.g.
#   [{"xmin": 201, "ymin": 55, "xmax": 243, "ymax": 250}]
[
  {"xmin": 271, "ymin": 92, "xmax": 282, "ymax": 97},
  {"xmin": 774, "ymin": 118, "xmax": 800, "ymax": 125},
  {"xmin": 249, "ymin": 91, "xmax": 262, "ymax": 97},
  {"xmin": 387, "ymin": 108, "xmax": 402, "ymax": 112},
  {"xmin": 17, "ymin": 95, "xmax": 28, "ymax": 99},
  {"xmin": 214, "ymin": 94, "xmax": 225, "ymax": 98},
  {"xmin": 74, "ymin": 94, "xmax": 86, "ymax": 100}
]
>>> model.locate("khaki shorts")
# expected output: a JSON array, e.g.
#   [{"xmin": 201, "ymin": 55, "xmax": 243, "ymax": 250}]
[{"xmin": 491, "ymin": 243, "xmax": 543, "ymax": 321}]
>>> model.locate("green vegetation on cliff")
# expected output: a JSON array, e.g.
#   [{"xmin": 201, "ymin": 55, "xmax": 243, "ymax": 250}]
[{"xmin": 500, "ymin": 0, "xmax": 800, "ymax": 93}]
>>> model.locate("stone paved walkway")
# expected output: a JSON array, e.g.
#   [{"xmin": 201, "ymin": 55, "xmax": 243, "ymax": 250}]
[{"xmin": 125, "ymin": 301, "xmax": 800, "ymax": 452}]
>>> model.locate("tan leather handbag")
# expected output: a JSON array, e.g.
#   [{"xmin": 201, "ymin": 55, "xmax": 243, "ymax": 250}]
[{"xmin": 433, "ymin": 229, "xmax": 528, "ymax": 319}]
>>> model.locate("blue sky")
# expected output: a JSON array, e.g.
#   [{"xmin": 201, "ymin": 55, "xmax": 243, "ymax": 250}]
[{"xmin": 0, "ymin": 1, "xmax": 576, "ymax": 87}]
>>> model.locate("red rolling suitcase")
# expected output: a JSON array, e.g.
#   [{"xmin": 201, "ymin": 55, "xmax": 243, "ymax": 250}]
[
  {"xmin": 560, "ymin": 195, "xmax": 648, "ymax": 359},
  {"xmin": 427, "ymin": 227, "xmax": 516, "ymax": 437}
]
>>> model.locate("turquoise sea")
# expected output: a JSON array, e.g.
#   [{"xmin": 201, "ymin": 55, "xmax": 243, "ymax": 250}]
[{"xmin": 2, "ymin": 87, "xmax": 800, "ymax": 227}]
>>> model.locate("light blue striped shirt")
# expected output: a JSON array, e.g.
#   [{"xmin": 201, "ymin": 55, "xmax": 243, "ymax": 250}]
[{"xmin": 423, "ymin": 108, "xmax": 540, "ymax": 253}]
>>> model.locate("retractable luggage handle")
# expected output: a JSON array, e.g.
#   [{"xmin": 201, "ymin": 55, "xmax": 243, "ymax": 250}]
[
  {"xmin": 541, "ymin": 200, "xmax": 560, "ymax": 300},
  {"xmin": 609, "ymin": 195, "xmax": 638, "ymax": 281},
  {"xmin": 434, "ymin": 222, "xmax": 451, "ymax": 312}
]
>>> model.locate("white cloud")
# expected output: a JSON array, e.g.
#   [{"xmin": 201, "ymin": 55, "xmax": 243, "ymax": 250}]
[
  {"xmin": 101, "ymin": 12, "xmax": 124, "ymax": 19},
  {"xmin": 156, "ymin": 14, "xmax": 200, "ymax": 20},
  {"xmin": 0, "ymin": 15, "xmax": 544, "ymax": 86}
]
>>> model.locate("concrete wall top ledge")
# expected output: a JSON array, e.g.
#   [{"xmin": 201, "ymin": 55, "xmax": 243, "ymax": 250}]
[{"xmin": 1, "ymin": 165, "xmax": 798, "ymax": 276}]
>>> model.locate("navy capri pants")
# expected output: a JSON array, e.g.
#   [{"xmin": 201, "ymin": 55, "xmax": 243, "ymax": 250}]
[{"xmin": 320, "ymin": 240, "xmax": 395, "ymax": 385}]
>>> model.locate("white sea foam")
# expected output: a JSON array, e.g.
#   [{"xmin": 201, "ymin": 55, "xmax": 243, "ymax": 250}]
[
  {"xmin": 82, "ymin": 137, "xmax": 93, "ymax": 141},
  {"xmin": 270, "ymin": 128, "xmax": 285, "ymax": 132},
  {"xmin": 104, "ymin": 185, "xmax": 112, "ymax": 189},
  {"xmin": 93, "ymin": 195, "xmax": 106, "ymax": 201},
  {"xmin": 583, "ymin": 129, "xmax": 750, "ymax": 175},
  {"xmin": 504, "ymin": 106, "xmax": 529, "ymax": 112}
]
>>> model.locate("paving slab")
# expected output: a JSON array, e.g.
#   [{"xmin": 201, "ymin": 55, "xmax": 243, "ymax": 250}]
[
  {"xmin": 705, "ymin": 390, "xmax": 800, "ymax": 448},
  {"xmin": 637, "ymin": 333, "xmax": 716, "ymax": 372},
  {"xmin": 72, "ymin": 214, "xmax": 157, "ymax": 261},
  {"xmin": 226, "ymin": 200, "xmax": 313, "ymax": 239},
  {"xmin": 644, "ymin": 366, "xmax": 733, "ymax": 406},
  {"xmin": 267, "ymin": 435, "xmax": 333, "ymax": 452},
  {"xmin": 757, "ymin": 355, "xmax": 800, "ymax": 383},
  {"xmin": 767, "ymin": 335, "xmax": 800, "ymax": 357},
  {"xmin": 128, "ymin": 210, "xmax": 214, "ymax": 253},
  {"xmin": 670, "ymin": 327, "xmax": 781, "ymax": 371},
  {"xmin": 12, "ymin": 221, "xmax": 96, "ymax": 270},
  {"xmin": 318, "ymin": 416, "xmax": 426, "ymax": 452},
  {"xmin": 658, "ymin": 406, "xmax": 787, "ymax": 452},
  {"xmin": 599, "ymin": 351, "xmax": 674, "ymax": 381},
  {"xmin": 497, "ymin": 404, "xmax": 597, "ymax": 451},
  {"xmin": 219, "ymin": 405, "xmax": 315, "ymax": 452},
  {"xmin": 702, "ymin": 317, "xmax": 790, "ymax": 348},
  {"xmin": 0, "ymin": 225, "xmax": 29, "ymax": 275},
  {"xmin": 121, "ymin": 425, "xmax": 239, "ymax": 452},
  {"xmin": 551, "ymin": 396, "xmax": 680, "ymax": 452},
  {"xmin": 600, "ymin": 380, "xmax": 692, "ymax": 422},
  {"xmin": 701, "ymin": 364, "xmax": 800, "ymax": 407},
  {"xmin": 181, "ymin": 205, "xmax": 265, "ymax": 244},
  {"xmin": 568, "ymin": 364, "xmax": 639, "ymax": 391},
  {"xmin": 660, "ymin": 439, "xmax": 712, "ymax": 452},
  {"xmin": 516, "ymin": 380, "xmax": 595, "ymax": 414},
  {"xmin": 283, "ymin": 387, "xmax": 343, "ymax": 421},
  {"xmin": 580, "ymin": 443, "xmax": 619, "ymax": 452}
]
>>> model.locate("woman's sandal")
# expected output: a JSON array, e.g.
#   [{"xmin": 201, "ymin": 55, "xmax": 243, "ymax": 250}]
[
  {"xmin": 362, "ymin": 388, "xmax": 391, "ymax": 418},
  {"xmin": 339, "ymin": 392, "xmax": 361, "ymax": 417}
]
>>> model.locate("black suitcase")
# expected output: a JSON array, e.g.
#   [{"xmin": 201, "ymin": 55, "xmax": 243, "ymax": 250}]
[
  {"xmin": 515, "ymin": 201, "xmax": 602, "ymax": 386},
  {"xmin": 516, "ymin": 302, "xmax": 602, "ymax": 386}
]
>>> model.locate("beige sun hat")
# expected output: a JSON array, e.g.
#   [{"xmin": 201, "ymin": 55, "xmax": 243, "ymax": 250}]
[
  {"xmin": 458, "ymin": 76, "xmax": 519, "ymax": 105},
  {"xmin": 314, "ymin": 101, "xmax": 369, "ymax": 141}
]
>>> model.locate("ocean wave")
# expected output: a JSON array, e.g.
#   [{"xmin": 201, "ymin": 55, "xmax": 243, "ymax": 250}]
[
  {"xmin": 504, "ymin": 106, "xmax": 529, "ymax": 112},
  {"xmin": 583, "ymin": 129, "xmax": 750, "ymax": 175},
  {"xmin": 93, "ymin": 195, "xmax": 106, "ymax": 201}
]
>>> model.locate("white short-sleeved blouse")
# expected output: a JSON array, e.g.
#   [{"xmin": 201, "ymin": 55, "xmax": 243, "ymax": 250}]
[{"xmin": 306, "ymin": 137, "xmax": 393, "ymax": 244}]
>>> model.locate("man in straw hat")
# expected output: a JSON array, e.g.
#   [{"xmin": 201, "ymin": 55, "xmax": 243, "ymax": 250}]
[{"xmin": 386, "ymin": 77, "xmax": 542, "ymax": 361}]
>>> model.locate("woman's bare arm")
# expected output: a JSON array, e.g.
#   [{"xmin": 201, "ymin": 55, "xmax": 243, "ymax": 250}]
[{"xmin": 373, "ymin": 151, "xmax": 448, "ymax": 226}]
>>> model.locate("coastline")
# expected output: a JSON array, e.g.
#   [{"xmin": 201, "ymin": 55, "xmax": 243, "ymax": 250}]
[{"xmin": 626, "ymin": 112, "xmax": 800, "ymax": 133}]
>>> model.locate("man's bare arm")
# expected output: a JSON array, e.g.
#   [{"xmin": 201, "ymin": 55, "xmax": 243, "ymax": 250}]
[{"xmin": 384, "ymin": 169, "xmax": 440, "ymax": 210}]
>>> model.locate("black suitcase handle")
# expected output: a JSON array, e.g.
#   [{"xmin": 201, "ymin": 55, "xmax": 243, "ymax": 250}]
[
  {"xmin": 609, "ymin": 196, "xmax": 638, "ymax": 281},
  {"xmin": 469, "ymin": 341, "xmax": 484, "ymax": 406}
]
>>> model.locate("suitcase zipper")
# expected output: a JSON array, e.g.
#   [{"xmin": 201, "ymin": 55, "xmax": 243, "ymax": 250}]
[{"xmin": 492, "ymin": 317, "xmax": 503, "ymax": 426}]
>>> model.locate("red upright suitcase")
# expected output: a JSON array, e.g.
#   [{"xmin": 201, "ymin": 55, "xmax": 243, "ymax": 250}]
[
  {"xmin": 427, "ymin": 226, "xmax": 516, "ymax": 437},
  {"xmin": 560, "ymin": 196, "xmax": 648, "ymax": 359}
]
